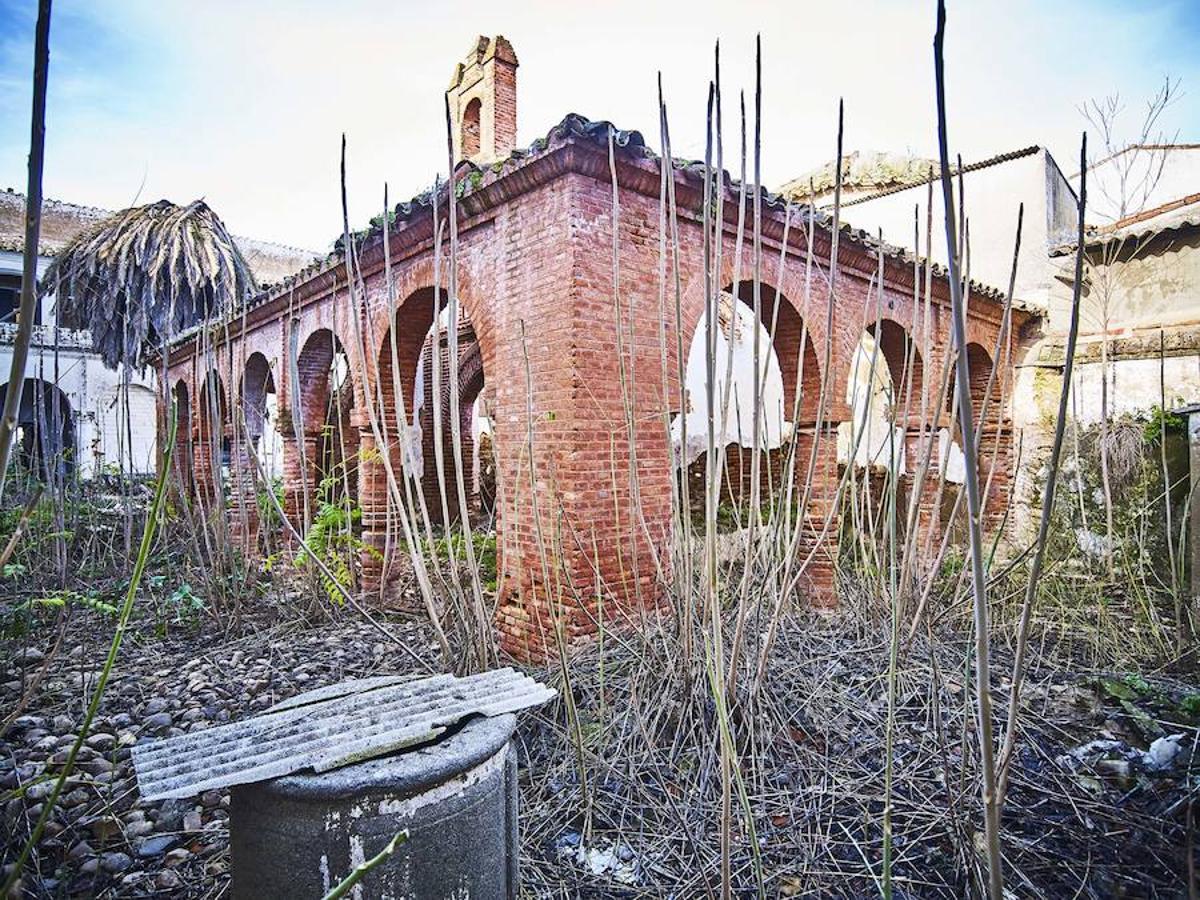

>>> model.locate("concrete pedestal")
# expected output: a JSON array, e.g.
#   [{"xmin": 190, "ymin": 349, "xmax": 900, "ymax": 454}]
[{"xmin": 230, "ymin": 714, "xmax": 518, "ymax": 899}]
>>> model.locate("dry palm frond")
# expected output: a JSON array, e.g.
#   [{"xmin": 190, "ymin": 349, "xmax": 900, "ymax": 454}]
[{"xmin": 43, "ymin": 199, "xmax": 255, "ymax": 369}]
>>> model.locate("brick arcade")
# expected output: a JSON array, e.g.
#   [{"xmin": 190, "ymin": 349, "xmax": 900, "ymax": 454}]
[{"xmin": 162, "ymin": 36, "xmax": 1026, "ymax": 659}]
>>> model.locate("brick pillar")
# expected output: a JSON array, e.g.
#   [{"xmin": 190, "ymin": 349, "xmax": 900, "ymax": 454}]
[
  {"xmin": 227, "ymin": 433, "xmax": 259, "ymax": 553},
  {"xmin": 172, "ymin": 431, "xmax": 194, "ymax": 501},
  {"xmin": 980, "ymin": 422, "xmax": 1012, "ymax": 539},
  {"xmin": 493, "ymin": 349, "xmax": 674, "ymax": 662},
  {"xmin": 905, "ymin": 425, "xmax": 946, "ymax": 557},
  {"xmin": 358, "ymin": 428, "xmax": 388, "ymax": 594},
  {"xmin": 282, "ymin": 430, "xmax": 319, "ymax": 532},
  {"xmin": 193, "ymin": 425, "xmax": 220, "ymax": 506},
  {"xmin": 793, "ymin": 423, "xmax": 840, "ymax": 604}
]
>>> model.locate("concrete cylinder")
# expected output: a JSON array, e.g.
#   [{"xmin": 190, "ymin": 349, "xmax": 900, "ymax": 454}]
[{"xmin": 229, "ymin": 714, "xmax": 518, "ymax": 899}]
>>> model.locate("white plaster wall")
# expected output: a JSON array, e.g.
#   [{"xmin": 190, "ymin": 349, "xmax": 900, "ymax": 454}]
[
  {"xmin": 1079, "ymin": 146, "xmax": 1200, "ymax": 223},
  {"xmin": 1069, "ymin": 355, "xmax": 1200, "ymax": 425},
  {"xmin": 834, "ymin": 150, "xmax": 1075, "ymax": 310},
  {"xmin": 672, "ymin": 296, "xmax": 790, "ymax": 464},
  {"xmin": 0, "ymin": 342, "xmax": 159, "ymax": 477},
  {"xmin": 836, "ymin": 333, "xmax": 906, "ymax": 474},
  {"xmin": 0, "ymin": 249, "xmax": 158, "ymax": 478},
  {"xmin": 95, "ymin": 382, "xmax": 158, "ymax": 475}
]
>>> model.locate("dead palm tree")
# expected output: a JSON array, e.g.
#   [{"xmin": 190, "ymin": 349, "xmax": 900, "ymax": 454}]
[{"xmin": 43, "ymin": 199, "xmax": 255, "ymax": 369}]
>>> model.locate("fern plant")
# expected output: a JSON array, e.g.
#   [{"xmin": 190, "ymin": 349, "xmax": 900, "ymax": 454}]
[
  {"xmin": 298, "ymin": 466, "xmax": 375, "ymax": 605},
  {"xmin": 3, "ymin": 591, "xmax": 118, "ymax": 639}
]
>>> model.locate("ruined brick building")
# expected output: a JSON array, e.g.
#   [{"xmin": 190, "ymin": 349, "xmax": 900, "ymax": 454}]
[{"xmin": 162, "ymin": 36, "xmax": 1028, "ymax": 657}]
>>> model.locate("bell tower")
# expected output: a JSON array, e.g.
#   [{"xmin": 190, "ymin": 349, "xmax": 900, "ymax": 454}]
[{"xmin": 447, "ymin": 36, "xmax": 518, "ymax": 166}]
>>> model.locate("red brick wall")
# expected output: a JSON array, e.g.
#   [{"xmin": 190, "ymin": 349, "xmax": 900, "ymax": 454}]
[
  {"xmin": 162, "ymin": 135, "xmax": 1020, "ymax": 660},
  {"xmin": 490, "ymin": 57, "xmax": 517, "ymax": 160}
]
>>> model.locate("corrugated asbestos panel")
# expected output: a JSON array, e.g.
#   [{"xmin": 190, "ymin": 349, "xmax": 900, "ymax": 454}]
[{"xmin": 131, "ymin": 668, "xmax": 555, "ymax": 801}]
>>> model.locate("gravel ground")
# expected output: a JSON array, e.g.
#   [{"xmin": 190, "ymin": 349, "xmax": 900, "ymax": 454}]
[
  {"xmin": 2, "ymin": 603, "xmax": 439, "ymax": 897},
  {"xmin": 4, "ymin": 598, "xmax": 1198, "ymax": 898}
]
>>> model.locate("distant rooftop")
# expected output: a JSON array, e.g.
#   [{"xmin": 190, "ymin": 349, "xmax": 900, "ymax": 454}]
[
  {"xmin": 780, "ymin": 151, "xmax": 940, "ymax": 202},
  {"xmin": 0, "ymin": 189, "xmax": 321, "ymax": 286},
  {"xmin": 780, "ymin": 146, "xmax": 1042, "ymax": 208}
]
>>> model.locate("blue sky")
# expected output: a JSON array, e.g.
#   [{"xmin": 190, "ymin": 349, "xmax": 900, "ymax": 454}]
[{"xmin": 1, "ymin": 0, "xmax": 1198, "ymax": 250}]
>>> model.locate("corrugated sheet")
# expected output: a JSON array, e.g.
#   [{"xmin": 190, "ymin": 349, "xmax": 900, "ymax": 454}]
[{"xmin": 132, "ymin": 668, "xmax": 555, "ymax": 801}]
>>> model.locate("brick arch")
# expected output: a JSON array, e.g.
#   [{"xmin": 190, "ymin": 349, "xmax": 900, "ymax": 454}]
[
  {"xmin": 240, "ymin": 352, "xmax": 276, "ymax": 442},
  {"xmin": 864, "ymin": 317, "xmax": 926, "ymax": 418},
  {"xmin": 459, "ymin": 338, "xmax": 486, "ymax": 409},
  {"xmin": 726, "ymin": 279, "xmax": 823, "ymax": 424},
  {"xmin": 677, "ymin": 254, "xmax": 830, "ymax": 397},
  {"xmin": 364, "ymin": 256, "xmax": 485, "ymax": 381},
  {"xmin": 375, "ymin": 287, "xmax": 441, "ymax": 443},
  {"xmin": 294, "ymin": 328, "xmax": 354, "ymax": 438},
  {"xmin": 681, "ymin": 254, "xmax": 830, "ymax": 420},
  {"xmin": 413, "ymin": 322, "xmax": 491, "ymax": 526},
  {"xmin": 946, "ymin": 341, "xmax": 997, "ymax": 422}
]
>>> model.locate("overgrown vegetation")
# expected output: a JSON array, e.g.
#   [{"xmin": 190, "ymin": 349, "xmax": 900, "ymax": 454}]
[{"xmin": 3, "ymin": 4, "xmax": 1197, "ymax": 899}]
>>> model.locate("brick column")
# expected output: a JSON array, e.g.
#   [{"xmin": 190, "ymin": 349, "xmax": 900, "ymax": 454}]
[
  {"xmin": 792, "ymin": 423, "xmax": 841, "ymax": 604},
  {"xmin": 171, "ymin": 430, "xmax": 194, "ymax": 502},
  {"xmin": 358, "ymin": 428, "xmax": 388, "ymax": 595},
  {"xmin": 905, "ymin": 425, "xmax": 946, "ymax": 557},
  {"xmin": 193, "ymin": 425, "xmax": 220, "ymax": 507},
  {"xmin": 980, "ymin": 422, "xmax": 1012, "ymax": 539},
  {"xmin": 227, "ymin": 433, "xmax": 260, "ymax": 553},
  {"xmin": 282, "ymin": 430, "xmax": 319, "ymax": 533}
]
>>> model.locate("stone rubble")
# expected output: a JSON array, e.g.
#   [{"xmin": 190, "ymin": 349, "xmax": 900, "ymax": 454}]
[{"xmin": 2, "ymin": 610, "xmax": 435, "ymax": 897}]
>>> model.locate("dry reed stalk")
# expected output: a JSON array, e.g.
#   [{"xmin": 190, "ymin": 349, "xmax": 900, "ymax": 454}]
[
  {"xmin": 442, "ymin": 100, "xmax": 496, "ymax": 668},
  {"xmin": 933, "ymin": 3, "xmax": 1003, "ymax": 894},
  {"xmin": 3, "ymin": 0, "xmax": 76, "ymax": 497}
]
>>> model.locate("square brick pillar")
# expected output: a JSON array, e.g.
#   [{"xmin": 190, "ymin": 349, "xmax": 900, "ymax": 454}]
[
  {"xmin": 357, "ymin": 428, "xmax": 388, "ymax": 595},
  {"xmin": 980, "ymin": 422, "xmax": 1013, "ymax": 539},
  {"xmin": 792, "ymin": 423, "xmax": 841, "ymax": 604},
  {"xmin": 227, "ymin": 433, "xmax": 260, "ymax": 553},
  {"xmin": 905, "ymin": 425, "xmax": 947, "ymax": 558},
  {"xmin": 281, "ymin": 430, "xmax": 319, "ymax": 533},
  {"xmin": 192, "ymin": 426, "xmax": 221, "ymax": 507}
]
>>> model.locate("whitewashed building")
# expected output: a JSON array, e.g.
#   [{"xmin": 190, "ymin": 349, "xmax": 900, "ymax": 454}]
[{"xmin": 0, "ymin": 189, "xmax": 318, "ymax": 478}]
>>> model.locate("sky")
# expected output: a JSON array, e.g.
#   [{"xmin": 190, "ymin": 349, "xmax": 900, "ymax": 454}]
[{"xmin": 1, "ymin": 0, "xmax": 1198, "ymax": 252}]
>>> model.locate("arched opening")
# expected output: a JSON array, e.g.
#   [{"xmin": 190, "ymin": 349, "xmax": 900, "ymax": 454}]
[
  {"xmin": 417, "ymin": 326, "xmax": 492, "ymax": 526},
  {"xmin": 0, "ymin": 378, "xmax": 75, "ymax": 480},
  {"xmin": 944, "ymin": 343, "xmax": 996, "ymax": 422},
  {"xmin": 673, "ymin": 281, "xmax": 819, "ymax": 522},
  {"xmin": 197, "ymin": 371, "xmax": 228, "ymax": 501},
  {"xmin": 935, "ymin": 342, "xmax": 1004, "ymax": 536},
  {"xmin": 941, "ymin": 342, "xmax": 998, "ymax": 475},
  {"xmin": 241, "ymin": 353, "xmax": 281, "ymax": 481},
  {"xmin": 172, "ymin": 379, "xmax": 193, "ymax": 496},
  {"xmin": 838, "ymin": 320, "xmax": 925, "ymax": 546},
  {"xmin": 295, "ymin": 330, "xmax": 357, "ymax": 517},
  {"xmin": 376, "ymin": 288, "xmax": 491, "ymax": 527},
  {"xmin": 461, "ymin": 97, "xmax": 482, "ymax": 158},
  {"xmin": 839, "ymin": 320, "xmax": 925, "ymax": 473}
]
